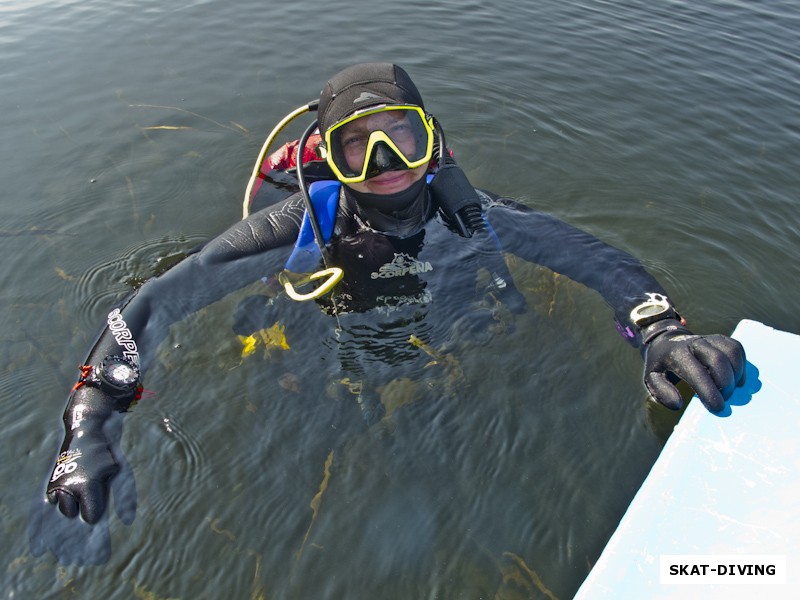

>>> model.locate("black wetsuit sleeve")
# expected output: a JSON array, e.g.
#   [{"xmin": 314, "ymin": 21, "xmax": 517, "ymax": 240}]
[
  {"xmin": 92, "ymin": 193, "xmax": 306, "ymax": 374},
  {"xmin": 483, "ymin": 195, "xmax": 669, "ymax": 343},
  {"xmin": 46, "ymin": 196, "xmax": 304, "ymax": 523},
  {"xmin": 45, "ymin": 194, "xmax": 306, "ymax": 522}
]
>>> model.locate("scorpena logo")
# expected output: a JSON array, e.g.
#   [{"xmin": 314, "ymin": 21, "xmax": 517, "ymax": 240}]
[{"xmin": 371, "ymin": 253, "xmax": 433, "ymax": 280}]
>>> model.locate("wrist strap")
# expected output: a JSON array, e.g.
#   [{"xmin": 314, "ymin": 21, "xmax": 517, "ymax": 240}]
[{"xmin": 641, "ymin": 318, "xmax": 691, "ymax": 345}]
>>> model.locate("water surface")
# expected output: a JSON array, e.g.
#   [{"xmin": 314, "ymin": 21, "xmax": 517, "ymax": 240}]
[{"xmin": 2, "ymin": 0, "xmax": 798, "ymax": 598}]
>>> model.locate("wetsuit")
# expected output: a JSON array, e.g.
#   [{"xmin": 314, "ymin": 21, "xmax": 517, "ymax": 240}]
[
  {"xmin": 73, "ymin": 183, "xmax": 668, "ymax": 373},
  {"xmin": 43, "ymin": 177, "xmax": 671, "ymax": 525}
]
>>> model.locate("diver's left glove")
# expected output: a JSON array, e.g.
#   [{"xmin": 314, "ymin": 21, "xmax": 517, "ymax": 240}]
[{"xmin": 641, "ymin": 318, "xmax": 746, "ymax": 412}]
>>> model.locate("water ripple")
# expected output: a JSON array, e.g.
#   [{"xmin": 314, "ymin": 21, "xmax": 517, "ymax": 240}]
[{"xmin": 72, "ymin": 233, "xmax": 207, "ymax": 329}]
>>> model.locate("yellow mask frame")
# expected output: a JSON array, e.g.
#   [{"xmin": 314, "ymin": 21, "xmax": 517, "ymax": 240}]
[{"xmin": 323, "ymin": 105, "xmax": 435, "ymax": 184}]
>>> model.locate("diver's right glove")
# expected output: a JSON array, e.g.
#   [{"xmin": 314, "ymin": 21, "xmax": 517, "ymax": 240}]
[
  {"xmin": 31, "ymin": 388, "xmax": 136, "ymax": 565},
  {"xmin": 30, "ymin": 376, "xmax": 136, "ymax": 565},
  {"xmin": 641, "ymin": 318, "xmax": 746, "ymax": 412},
  {"xmin": 46, "ymin": 357, "xmax": 141, "ymax": 524},
  {"xmin": 47, "ymin": 429, "xmax": 120, "ymax": 524}
]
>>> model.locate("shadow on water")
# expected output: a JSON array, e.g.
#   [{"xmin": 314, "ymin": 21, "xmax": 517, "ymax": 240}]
[
  {"xmin": 710, "ymin": 361, "xmax": 762, "ymax": 418},
  {"xmin": 645, "ymin": 361, "xmax": 761, "ymax": 442},
  {"xmin": 27, "ymin": 413, "xmax": 136, "ymax": 567}
]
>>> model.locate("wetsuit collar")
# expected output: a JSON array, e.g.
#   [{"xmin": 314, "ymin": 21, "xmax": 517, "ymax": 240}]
[{"xmin": 343, "ymin": 175, "xmax": 435, "ymax": 239}]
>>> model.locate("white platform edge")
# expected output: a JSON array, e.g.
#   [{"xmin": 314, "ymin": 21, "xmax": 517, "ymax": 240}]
[{"xmin": 574, "ymin": 319, "xmax": 800, "ymax": 599}]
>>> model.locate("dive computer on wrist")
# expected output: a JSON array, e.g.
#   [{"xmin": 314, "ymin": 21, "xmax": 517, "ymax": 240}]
[
  {"xmin": 91, "ymin": 355, "xmax": 141, "ymax": 399},
  {"xmin": 630, "ymin": 294, "xmax": 678, "ymax": 328}
]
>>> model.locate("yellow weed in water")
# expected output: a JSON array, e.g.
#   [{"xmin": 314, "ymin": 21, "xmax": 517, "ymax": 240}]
[
  {"xmin": 239, "ymin": 322, "xmax": 290, "ymax": 359},
  {"xmin": 239, "ymin": 334, "xmax": 258, "ymax": 358},
  {"xmin": 206, "ymin": 516, "xmax": 237, "ymax": 542},
  {"xmin": 141, "ymin": 125, "xmax": 193, "ymax": 131},
  {"xmin": 378, "ymin": 377, "xmax": 419, "ymax": 420},
  {"xmin": 408, "ymin": 334, "xmax": 465, "ymax": 392},
  {"xmin": 259, "ymin": 322, "xmax": 290, "ymax": 350},
  {"xmin": 132, "ymin": 580, "xmax": 180, "ymax": 600},
  {"xmin": 295, "ymin": 450, "xmax": 334, "ymax": 566},
  {"xmin": 494, "ymin": 552, "xmax": 559, "ymax": 600},
  {"xmin": 54, "ymin": 267, "xmax": 75, "ymax": 281}
]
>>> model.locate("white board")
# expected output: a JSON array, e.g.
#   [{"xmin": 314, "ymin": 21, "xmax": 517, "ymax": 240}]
[{"xmin": 575, "ymin": 320, "xmax": 799, "ymax": 599}]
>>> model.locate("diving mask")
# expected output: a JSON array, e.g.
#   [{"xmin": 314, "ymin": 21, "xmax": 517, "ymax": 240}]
[{"xmin": 323, "ymin": 105, "xmax": 435, "ymax": 184}]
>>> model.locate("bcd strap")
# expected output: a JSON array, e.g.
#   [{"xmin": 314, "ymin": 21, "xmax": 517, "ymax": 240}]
[{"xmin": 284, "ymin": 180, "xmax": 342, "ymax": 273}]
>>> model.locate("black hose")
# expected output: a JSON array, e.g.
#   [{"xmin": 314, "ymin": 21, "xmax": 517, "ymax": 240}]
[{"xmin": 295, "ymin": 118, "xmax": 331, "ymax": 264}]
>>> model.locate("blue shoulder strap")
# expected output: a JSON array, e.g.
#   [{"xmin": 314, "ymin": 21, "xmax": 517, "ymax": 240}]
[
  {"xmin": 284, "ymin": 180, "xmax": 341, "ymax": 273},
  {"xmin": 285, "ymin": 176, "xmax": 435, "ymax": 272}
]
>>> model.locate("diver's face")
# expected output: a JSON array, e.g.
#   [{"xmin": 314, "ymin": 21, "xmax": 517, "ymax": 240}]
[{"xmin": 338, "ymin": 111, "xmax": 428, "ymax": 195}]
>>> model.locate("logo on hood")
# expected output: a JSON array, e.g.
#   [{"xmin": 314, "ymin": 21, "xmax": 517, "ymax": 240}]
[{"xmin": 353, "ymin": 91, "xmax": 382, "ymax": 104}]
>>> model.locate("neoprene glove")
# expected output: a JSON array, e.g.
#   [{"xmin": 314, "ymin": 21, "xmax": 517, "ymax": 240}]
[
  {"xmin": 641, "ymin": 319, "xmax": 746, "ymax": 412},
  {"xmin": 47, "ymin": 430, "xmax": 119, "ymax": 524},
  {"xmin": 44, "ymin": 375, "xmax": 139, "ymax": 525}
]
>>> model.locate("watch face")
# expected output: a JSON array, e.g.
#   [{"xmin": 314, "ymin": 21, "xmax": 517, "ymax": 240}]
[
  {"xmin": 631, "ymin": 297, "xmax": 673, "ymax": 326},
  {"xmin": 104, "ymin": 362, "xmax": 137, "ymax": 386},
  {"xmin": 100, "ymin": 356, "xmax": 139, "ymax": 391},
  {"xmin": 638, "ymin": 304, "xmax": 667, "ymax": 317}
]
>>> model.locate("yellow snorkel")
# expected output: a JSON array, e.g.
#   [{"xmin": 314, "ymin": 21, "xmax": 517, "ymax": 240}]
[
  {"xmin": 242, "ymin": 102, "xmax": 315, "ymax": 220},
  {"xmin": 278, "ymin": 268, "xmax": 343, "ymax": 302},
  {"xmin": 242, "ymin": 103, "xmax": 343, "ymax": 303}
]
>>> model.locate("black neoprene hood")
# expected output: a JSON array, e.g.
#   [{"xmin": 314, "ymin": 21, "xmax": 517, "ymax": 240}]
[{"xmin": 317, "ymin": 63, "xmax": 426, "ymax": 137}]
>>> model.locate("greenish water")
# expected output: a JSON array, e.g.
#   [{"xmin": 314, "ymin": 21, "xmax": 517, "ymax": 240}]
[{"xmin": 2, "ymin": 0, "xmax": 798, "ymax": 598}]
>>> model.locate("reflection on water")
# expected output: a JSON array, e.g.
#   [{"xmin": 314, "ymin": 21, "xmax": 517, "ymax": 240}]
[{"xmin": 3, "ymin": 0, "xmax": 799, "ymax": 598}]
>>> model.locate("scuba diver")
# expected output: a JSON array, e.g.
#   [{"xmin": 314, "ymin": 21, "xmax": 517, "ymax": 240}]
[{"xmin": 40, "ymin": 62, "xmax": 745, "ymax": 529}]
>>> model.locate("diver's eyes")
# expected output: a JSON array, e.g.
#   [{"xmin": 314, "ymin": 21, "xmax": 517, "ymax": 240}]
[
  {"xmin": 342, "ymin": 133, "xmax": 368, "ymax": 149},
  {"xmin": 388, "ymin": 123, "xmax": 414, "ymax": 141}
]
